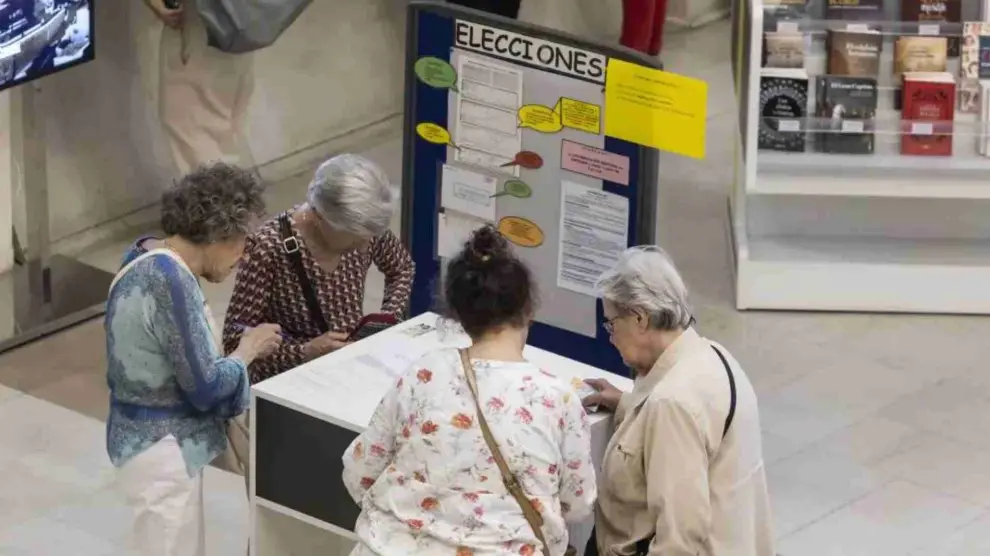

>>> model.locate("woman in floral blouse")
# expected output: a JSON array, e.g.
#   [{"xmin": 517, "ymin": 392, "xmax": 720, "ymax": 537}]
[
  {"xmin": 222, "ymin": 154, "xmax": 414, "ymax": 383},
  {"xmin": 342, "ymin": 225, "xmax": 597, "ymax": 556}
]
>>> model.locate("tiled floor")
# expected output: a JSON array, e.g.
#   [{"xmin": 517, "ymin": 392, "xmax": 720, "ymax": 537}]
[{"xmin": 2, "ymin": 18, "xmax": 990, "ymax": 556}]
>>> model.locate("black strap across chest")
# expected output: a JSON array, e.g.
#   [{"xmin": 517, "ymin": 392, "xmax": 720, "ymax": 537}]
[
  {"xmin": 711, "ymin": 344, "xmax": 737, "ymax": 439},
  {"xmin": 278, "ymin": 214, "xmax": 329, "ymax": 334}
]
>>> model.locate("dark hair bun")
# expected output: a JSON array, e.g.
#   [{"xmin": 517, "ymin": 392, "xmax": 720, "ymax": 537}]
[
  {"xmin": 464, "ymin": 224, "xmax": 509, "ymax": 267},
  {"xmin": 443, "ymin": 224, "xmax": 537, "ymax": 339}
]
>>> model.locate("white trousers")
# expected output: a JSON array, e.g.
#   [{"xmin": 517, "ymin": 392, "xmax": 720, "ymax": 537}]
[
  {"xmin": 117, "ymin": 435, "xmax": 206, "ymax": 556},
  {"xmin": 159, "ymin": 10, "xmax": 255, "ymax": 175}
]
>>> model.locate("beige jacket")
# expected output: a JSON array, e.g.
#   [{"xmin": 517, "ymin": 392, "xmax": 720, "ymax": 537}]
[{"xmin": 595, "ymin": 328, "xmax": 775, "ymax": 556}]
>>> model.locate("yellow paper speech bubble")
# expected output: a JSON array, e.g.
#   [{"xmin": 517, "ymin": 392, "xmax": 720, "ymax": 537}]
[
  {"xmin": 518, "ymin": 104, "xmax": 563, "ymax": 133},
  {"xmin": 498, "ymin": 216, "xmax": 544, "ymax": 248},
  {"xmin": 560, "ymin": 97, "xmax": 602, "ymax": 135},
  {"xmin": 416, "ymin": 122, "xmax": 457, "ymax": 148}
]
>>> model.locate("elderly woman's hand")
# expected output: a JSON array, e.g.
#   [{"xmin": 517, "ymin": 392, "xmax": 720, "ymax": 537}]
[
  {"xmin": 583, "ymin": 378, "xmax": 622, "ymax": 412},
  {"xmin": 234, "ymin": 324, "xmax": 282, "ymax": 364},
  {"xmin": 303, "ymin": 331, "xmax": 351, "ymax": 360}
]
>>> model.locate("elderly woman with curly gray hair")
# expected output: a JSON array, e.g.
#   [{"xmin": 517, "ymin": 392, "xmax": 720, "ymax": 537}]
[
  {"xmin": 582, "ymin": 246, "xmax": 775, "ymax": 556},
  {"xmin": 105, "ymin": 162, "xmax": 283, "ymax": 556}
]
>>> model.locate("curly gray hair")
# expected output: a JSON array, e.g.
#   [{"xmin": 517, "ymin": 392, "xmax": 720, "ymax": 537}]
[
  {"xmin": 160, "ymin": 162, "xmax": 266, "ymax": 245},
  {"xmin": 596, "ymin": 246, "xmax": 694, "ymax": 331},
  {"xmin": 307, "ymin": 154, "xmax": 396, "ymax": 237}
]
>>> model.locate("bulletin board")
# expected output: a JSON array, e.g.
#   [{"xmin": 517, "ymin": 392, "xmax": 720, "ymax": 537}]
[{"xmin": 401, "ymin": 2, "xmax": 707, "ymax": 374}]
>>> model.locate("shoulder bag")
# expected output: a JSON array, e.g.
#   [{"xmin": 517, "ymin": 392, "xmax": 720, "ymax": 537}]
[
  {"xmin": 459, "ymin": 350, "xmax": 576, "ymax": 556},
  {"xmin": 278, "ymin": 214, "xmax": 329, "ymax": 334},
  {"xmin": 196, "ymin": 0, "xmax": 313, "ymax": 54}
]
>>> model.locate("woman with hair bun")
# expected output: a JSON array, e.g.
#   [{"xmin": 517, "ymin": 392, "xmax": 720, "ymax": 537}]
[{"xmin": 342, "ymin": 224, "xmax": 597, "ymax": 556}]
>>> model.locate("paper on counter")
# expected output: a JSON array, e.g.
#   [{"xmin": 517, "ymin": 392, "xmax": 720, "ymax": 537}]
[{"xmin": 557, "ymin": 181, "xmax": 629, "ymax": 297}]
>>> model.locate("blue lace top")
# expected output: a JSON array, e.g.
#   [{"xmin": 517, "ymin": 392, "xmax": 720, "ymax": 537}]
[{"xmin": 105, "ymin": 239, "xmax": 249, "ymax": 476}]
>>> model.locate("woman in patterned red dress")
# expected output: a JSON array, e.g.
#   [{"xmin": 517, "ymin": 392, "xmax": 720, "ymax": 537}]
[{"xmin": 222, "ymin": 154, "xmax": 414, "ymax": 383}]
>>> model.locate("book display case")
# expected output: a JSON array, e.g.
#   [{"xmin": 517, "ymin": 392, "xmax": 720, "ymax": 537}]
[{"xmin": 730, "ymin": 0, "xmax": 990, "ymax": 313}]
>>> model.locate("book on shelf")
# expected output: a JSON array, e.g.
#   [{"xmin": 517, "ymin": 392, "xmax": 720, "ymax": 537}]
[
  {"xmin": 901, "ymin": 0, "xmax": 961, "ymax": 56},
  {"xmin": 827, "ymin": 30, "xmax": 882, "ymax": 77},
  {"xmin": 759, "ymin": 69, "xmax": 809, "ymax": 152},
  {"xmin": 979, "ymin": 81, "xmax": 990, "ymax": 156},
  {"xmin": 763, "ymin": 32, "xmax": 805, "ymax": 68},
  {"xmin": 763, "ymin": 0, "xmax": 809, "ymax": 21},
  {"xmin": 960, "ymin": 22, "xmax": 990, "ymax": 79},
  {"xmin": 901, "ymin": 71, "xmax": 956, "ymax": 156},
  {"xmin": 825, "ymin": 0, "xmax": 883, "ymax": 25},
  {"xmin": 893, "ymin": 36, "xmax": 949, "ymax": 108},
  {"xmin": 958, "ymin": 79, "xmax": 981, "ymax": 114},
  {"xmin": 816, "ymin": 76, "xmax": 879, "ymax": 154},
  {"xmin": 894, "ymin": 36, "xmax": 949, "ymax": 74}
]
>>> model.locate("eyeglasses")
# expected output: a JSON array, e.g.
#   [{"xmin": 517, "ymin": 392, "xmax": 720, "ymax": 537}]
[{"xmin": 602, "ymin": 316, "xmax": 621, "ymax": 335}]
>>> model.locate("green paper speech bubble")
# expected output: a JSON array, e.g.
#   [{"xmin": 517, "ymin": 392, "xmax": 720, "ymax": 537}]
[
  {"xmin": 414, "ymin": 57, "xmax": 458, "ymax": 91},
  {"xmin": 492, "ymin": 179, "xmax": 532, "ymax": 199}
]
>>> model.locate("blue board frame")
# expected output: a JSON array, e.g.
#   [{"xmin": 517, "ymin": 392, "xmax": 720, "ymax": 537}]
[{"xmin": 401, "ymin": 2, "xmax": 661, "ymax": 376}]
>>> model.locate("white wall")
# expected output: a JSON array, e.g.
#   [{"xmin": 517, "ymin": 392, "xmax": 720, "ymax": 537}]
[
  {"xmin": 666, "ymin": 0, "xmax": 731, "ymax": 28},
  {"xmin": 0, "ymin": 0, "xmax": 624, "ymax": 271},
  {"xmin": 0, "ymin": 92, "xmax": 12, "ymax": 273}
]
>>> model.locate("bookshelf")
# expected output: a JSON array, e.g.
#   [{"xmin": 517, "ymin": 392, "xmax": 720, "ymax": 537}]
[{"xmin": 730, "ymin": 0, "xmax": 990, "ymax": 313}]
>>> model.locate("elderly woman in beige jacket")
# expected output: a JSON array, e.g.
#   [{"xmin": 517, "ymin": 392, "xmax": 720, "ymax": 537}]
[{"xmin": 583, "ymin": 246, "xmax": 775, "ymax": 556}]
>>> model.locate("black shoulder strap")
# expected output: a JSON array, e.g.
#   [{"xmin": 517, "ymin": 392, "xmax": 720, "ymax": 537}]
[
  {"xmin": 711, "ymin": 345, "xmax": 737, "ymax": 439},
  {"xmin": 629, "ymin": 346, "xmax": 738, "ymax": 556},
  {"xmin": 278, "ymin": 214, "xmax": 329, "ymax": 334}
]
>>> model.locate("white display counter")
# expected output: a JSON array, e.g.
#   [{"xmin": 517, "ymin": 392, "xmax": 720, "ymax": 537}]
[{"xmin": 249, "ymin": 312, "xmax": 633, "ymax": 556}]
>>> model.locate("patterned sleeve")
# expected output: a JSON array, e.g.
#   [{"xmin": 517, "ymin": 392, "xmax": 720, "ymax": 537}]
[
  {"xmin": 342, "ymin": 375, "xmax": 403, "ymax": 502},
  {"xmin": 370, "ymin": 230, "xmax": 414, "ymax": 317},
  {"xmin": 558, "ymin": 391, "xmax": 597, "ymax": 522},
  {"xmin": 222, "ymin": 232, "xmax": 307, "ymax": 381},
  {"xmin": 148, "ymin": 256, "xmax": 249, "ymax": 413}
]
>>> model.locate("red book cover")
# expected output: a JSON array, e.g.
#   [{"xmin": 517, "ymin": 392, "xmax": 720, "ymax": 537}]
[{"xmin": 901, "ymin": 79, "xmax": 955, "ymax": 156}]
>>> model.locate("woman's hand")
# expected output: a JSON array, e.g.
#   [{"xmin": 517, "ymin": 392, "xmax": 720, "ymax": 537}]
[
  {"xmin": 303, "ymin": 331, "xmax": 351, "ymax": 360},
  {"xmin": 583, "ymin": 378, "xmax": 623, "ymax": 412},
  {"xmin": 234, "ymin": 324, "xmax": 282, "ymax": 363},
  {"xmin": 143, "ymin": 0, "xmax": 183, "ymax": 28}
]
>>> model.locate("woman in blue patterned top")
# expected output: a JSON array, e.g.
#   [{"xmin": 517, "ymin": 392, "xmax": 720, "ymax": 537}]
[{"xmin": 106, "ymin": 163, "xmax": 283, "ymax": 556}]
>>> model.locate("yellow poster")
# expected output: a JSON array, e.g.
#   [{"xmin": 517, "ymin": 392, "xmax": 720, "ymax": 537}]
[{"xmin": 604, "ymin": 59, "xmax": 707, "ymax": 159}]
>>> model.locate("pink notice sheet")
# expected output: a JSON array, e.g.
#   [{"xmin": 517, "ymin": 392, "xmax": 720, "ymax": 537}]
[{"xmin": 560, "ymin": 140, "xmax": 631, "ymax": 186}]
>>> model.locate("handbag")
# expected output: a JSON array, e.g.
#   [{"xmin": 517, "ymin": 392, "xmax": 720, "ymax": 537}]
[
  {"xmin": 222, "ymin": 412, "xmax": 250, "ymax": 488},
  {"xmin": 279, "ymin": 213, "xmax": 330, "ymax": 334},
  {"xmin": 197, "ymin": 0, "xmax": 313, "ymax": 54},
  {"xmin": 459, "ymin": 350, "xmax": 576, "ymax": 556}
]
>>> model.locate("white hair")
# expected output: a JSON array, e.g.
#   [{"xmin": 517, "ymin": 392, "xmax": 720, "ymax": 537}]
[
  {"xmin": 596, "ymin": 245, "xmax": 694, "ymax": 330},
  {"xmin": 306, "ymin": 154, "xmax": 396, "ymax": 237}
]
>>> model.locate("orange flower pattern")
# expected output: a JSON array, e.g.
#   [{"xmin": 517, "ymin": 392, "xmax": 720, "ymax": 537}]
[
  {"xmin": 450, "ymin": 413, "xmax": 473, "ymax": 429},
  {"xmin": 341, "ymin": 349, "xmax": 596, "ymax": 556}
]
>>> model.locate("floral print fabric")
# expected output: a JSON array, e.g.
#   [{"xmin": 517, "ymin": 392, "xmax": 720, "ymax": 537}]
[{"xmin": 342, "ymin": 348, "xmax": 597, "ymax": 556}]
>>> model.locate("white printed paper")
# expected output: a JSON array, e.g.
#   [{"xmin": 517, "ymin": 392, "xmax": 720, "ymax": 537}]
[
  {"xmin": 454, "ymin": 54, "xmax": 523, "ymax": 176},
  {"xmin": 440, "ymin": 164, "xmax": 498, "ymax": 222},
  {"xmin": 437, "ymin": 210, "xmax": 488, "ymax": 259},
  {"xmin": 557, "ymin": 181, "xmax": 630, "ymax": 297}
]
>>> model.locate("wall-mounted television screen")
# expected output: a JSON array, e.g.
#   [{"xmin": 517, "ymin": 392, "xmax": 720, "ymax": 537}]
[{"xmin": 0, "ymin": 0, "xmax": 93, "ymax": 93}]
